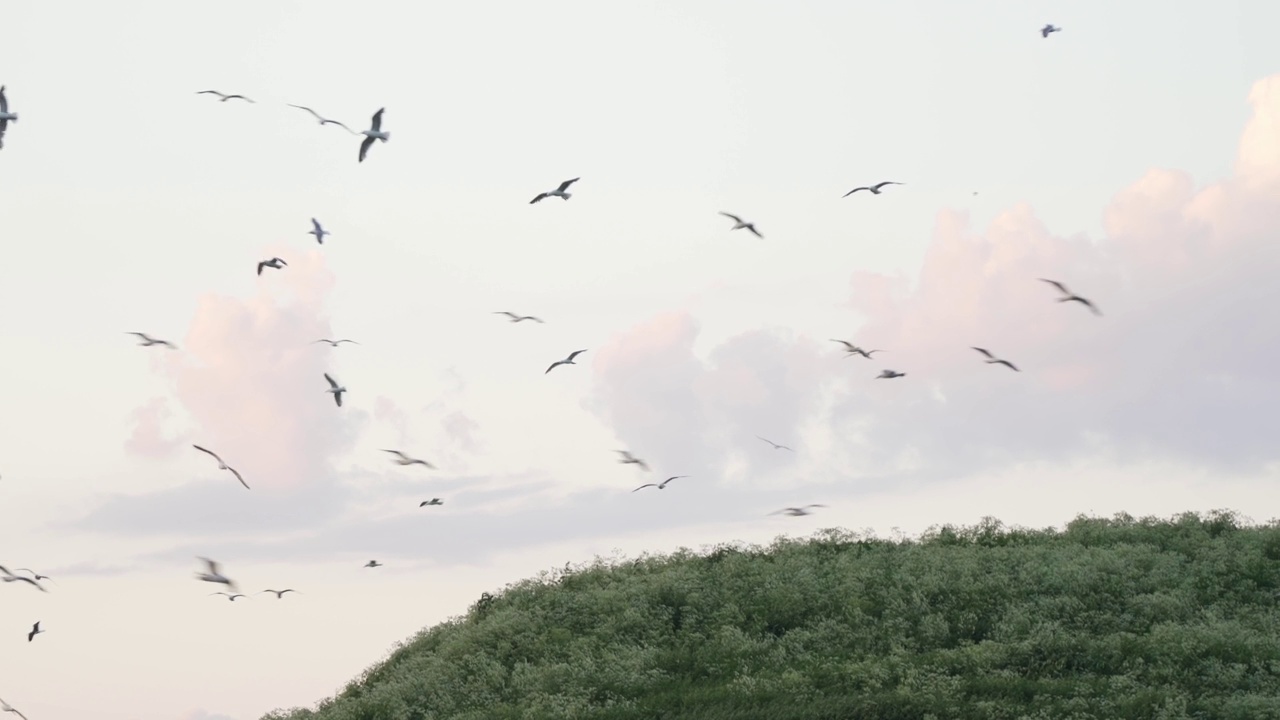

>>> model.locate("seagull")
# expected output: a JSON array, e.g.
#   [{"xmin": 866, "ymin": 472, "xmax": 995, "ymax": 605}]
[
  {"xmin": 192, "ymin": 445, "xmax": 250, "ymax": 490},
  {"xmin": 830, "ymin": 339, "xmax": 866, "ymax": 356},
  {"xmin": 632, "ymin": 475, "xmax": 688, "ymax": 492},
  {"xmin": 719, "ymin": 211, "xmax": 763, "ymax": 238},
  {"xmin": 0, "ymin": 697, "xmax": 28, "ymax": 720},
  {"xmin": 770, "ymin": 505, "xmax": 827, "ymax": 517},
  {"xmin": 258, "ymin": 589, "xmax": 299, "ymax": 599},
  {"xmin": 0, "ymin": 86, "xmax": 17, "ymax": 150},
  {"xmin": 493, "ymin": 311, "xmax": 544, "ymax": 324},
  {"xmin": 364, "ymin": 560, "xmax": 382, "ymax": 568},
  {"xmin": 972, "ymin": 347, "xmax": 1020, "ymax": 372},
  {"xmin": 756, "ymin": 436, "xmax": 794, "ymax": 451},
  {"xmin": 314, "ymin": 338, "xmax": 359, "ymax": 347},
  {"xmin": 26, "ymin": 622, "xmax": 43, "ymax": 642},
  {"xmin": 358, "ymin": 108, "xmax": 390, "ymax": 163},
  {"xmin": 876, "ymin": 369, "xmax": 906, "ymax": 379},
  {"xmin": 854, "ymin": 348, "xmax": 884, "ymax": 359},
  {"xmin": 210, "ymin": 592, "xmax": 247, "ymax": 601},
  {"xmin": 308, "ymin": 218, "xmax": 330, "ymax": 244},
  {"xmin": 382, "ymin": 449, "xmax": 436, "ymax": 469},
  {"xmin": 257, "ymin": 257, "xmax": 287, "ymax": 276},
  {"xmin": 195, "ymin": 557, "xmax": 237, "ymax": 592},
  {"xmin": 616, "ymin": 450, "xmax": 650, "ymax": 471},
  {"xmin": 1039, "ymin": 279, "xmax": 1102, "ymax": 315},
  {"xmin": 842, "ymin": 181, "xmax": 903, "ymax": 197},
  {"xmin": 286, "ymin": 104, "xmax": 355, "ymax": 133},
  {"xmin": 196, "ymin": 90, "xmax": 254, "ymax": 103},
  {"xmin": 530, "ymin": 177, "xmax": 580, "ymax": 204},
  {"xmin": 0, "ymin": 566, "xmax": 47, "ymax": 593},
  {"xmin": 419, "ymin": 498, "xmax": 444, "ymax": 507},
  {"xmin": 324, "ymin": 373, "xmax": 347, "ymax": 407},
  {"xmin": 546, "ymin": 349, "xmax": 588, "ymax": 374},
  {"xmin": 1041, "ymin": 24, "xmax": 1062, "ymax": 38},
  {"xmin": 15, "ymin": 569, "xmax": 50, "ymax": 582},
  {"xmin": 127, "ymin": 332, "xmax": 177, "ymax": 349}
]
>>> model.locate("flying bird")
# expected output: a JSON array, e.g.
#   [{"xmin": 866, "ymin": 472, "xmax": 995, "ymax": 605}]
[
  {"xmin": 257, "ymin": 257, "xmax": 287, "ymax": 275},
  {"xmin": 314, "ymin": 338, "xmax": 359, "ymax": 347},
  {"xmin": 876, "ymin": 369, "xmax": 906, "ymax": 379},
  {"xmin": 286, "ymin": 104, "xmax": 355, "ymax": 133},
  {"xmin": 15, "ymin": 569, "xmax": 50, "ymax": 582},
  {"xmin": 971, "ymin": 347, "xmax": 1020, "ymax": 372},
  {"xmin": 0, "ymin": 86, "xmax": 17, "ymax": 150},
  {"xmin": 1, "ymin": 697, "xmax": 28, "ymax": 720},
  {"xmin": 195, "ymin": 557, "xmax": 237, "ymax": 592},
  {"xmin": 196, "ymin": 90, "xmax": 254, "ymax": 103},
  {"xmin": 494, "ymin": 311, "xmax": 544, "ymax": 324},
  {"xmin": 192, "ymin": 445, "xmax": 250, "ymax": 490},
  {"xmin": 324, "ymin": 373, "xmax": 347, "ymax": 407},
  {"xmin": 770, "ymin": 505, "xmax": 828, "ymax": 517},
  {"xmin": 546, "ymin": 349, "xmax": 588, "ymax": 374},
  {"xmin": 25, "ymin": 622, "xmax": 42, "ymax": 642},
  {"xmin": 308, "ymin": 217, "xmax": 330, "ymax": 244},
  {"xmin": 210, "ymin": 592, "xmax": 247, "ymax": 601},
  {"xmin": 719, "ymin": 211, "xmax": 763, "ymax": 238},
  {"xmin": 382, "ymin": 449, "xmax": 436, "ymax": 469},
  {"xmin": 1041, "ymin": 24, "xmax": 1062, "ymax": 38},
  {"xmin": 530, "ymin": 177, "xmax": 580, "ymax": 204},
  {"xmin": 127, "ymin": 332, "xmax": 177, "ymax": 349},
  {"xmin": 358, "ymin": 108, "xmax": 390, "ymax": 162},
  {"xmin": 364, "ymin": 560, "xmax": 383, "ymax": 568},
  {"xmin": 0, "ymin": 566, "xmax": 47, "ymax": 593},
  {"xmin": 616, "ymin": 450, "xmax": 650, "ymax": 471},
  {"xmin": 1039, "ymin": 278, "xmax": 1102, "ymax": 315},
  {"xmin": 632, "ymin": 475, "xmax": 688, "ymax": 492},
  {"xmin": 258, "ymin": 589, "xmax": 299, "ymax": 599},
  {"xmin": 419, "ymin": 498, "xmax": 444, "ymax": 507},
  {"xmin": 757, "ymin": 436, "xmax": 794, "ymax": 451},
  {"xmin": 843, "ymin": 181, "xmax": 903, "ymax": 197}
]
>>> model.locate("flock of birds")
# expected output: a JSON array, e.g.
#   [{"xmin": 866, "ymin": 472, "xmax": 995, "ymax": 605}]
[{"xmin": 0, "ymin": 21, "xmax": 1101, "ymax": 720}]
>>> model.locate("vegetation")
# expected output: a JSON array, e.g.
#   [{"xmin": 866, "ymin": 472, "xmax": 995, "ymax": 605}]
[{"xmin": 264, "ymin": 511, "xmax": 1280, "ymax": 720}]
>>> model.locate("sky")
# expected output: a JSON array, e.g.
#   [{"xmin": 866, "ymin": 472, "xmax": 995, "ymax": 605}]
[{"xmin": 1, "ymin": 0, "xmax": 1279, "ymax": 718}]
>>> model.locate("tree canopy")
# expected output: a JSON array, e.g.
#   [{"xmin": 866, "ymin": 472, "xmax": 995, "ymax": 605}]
[{"xmin": 264, "ymin": 510, "xmax": 1280, "ymax": 720}]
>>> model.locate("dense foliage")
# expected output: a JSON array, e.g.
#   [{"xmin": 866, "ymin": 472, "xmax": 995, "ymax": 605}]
[{"xmin": 264, "ymin": 511, "xmax": 1280, "ymax": 720}]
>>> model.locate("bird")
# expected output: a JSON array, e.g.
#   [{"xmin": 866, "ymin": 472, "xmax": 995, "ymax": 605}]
[
  {"xmin": 546, "ymin": 349, "xmax": 588, "ymax": 374},
  {"xmin": 757, "ymin": 436, "xmax": 794, "ymax": 451},
  {"xmin": 210, "ymin": 592, "xmax": 247, "ymax": 601},
  {"xmin": 196, "ymin": 90, "xmax": 254, "ymax": 103},
  {"xmin": 358, "ymin": 108, "xmax": 390, "ymax": 162},
  {"xmin": 14, "ymin": 569, "xmax": 50, "ymax": 582},
  {"xmin": 530, "ymin": 178, "xmax": 580, "ymax": 204},
  {"xmin": 314, "ymin": 338, "xmax": 359, "ymax": 347},
  {"xmin": 853, "ymin": 348, "xmax": 884, "ymax": 359},
  {"xmin": 770, "ymin": 505, "xmax": 827, "ymax": 517},
  {"xmin": 876, "ymin": 369, "xmax": 906, "ymax": 379},
  {"xmin": 382, "ymin": 449, "xmax": 436, "ymax": 469},
  {"xmin": 719, "ymin": 211, "xmax": 763, "ymax": 238},
  {"xmin": 842, "ymin": 181, "xmax": 903, "ymax": 197},
  {"xmin": 308, "ymin": 218, "xmax": 330, "ymax": 244},
  {"xmin": 1, "ymin": 697, "xmax": 28, "ymax": 720},
  {"xmin": 195, "ymin": 558, "xmax": 237, "ymax": 591},
  {"xmin": 419, "ymin": 498, "xmax": 444, "ymax": 507},
  {"xmin": 0, "ymin": 86, "xmax": 17, "ymax": 150},
  {"xmin": 257, "ymin": 257, "xmax": 287, "ymax": 276},
  {"xmin": 286, "ymin": 104, "xmax": 355, "ymax": 133},
  {"xmin": 364, "ymin": 560, "xmax": 382, "ymax": 568},
  {"xmin": 258, "ymin": 589, "xmax": 299, "ymax": 599},
  {"xmin": 971, "ymin": 347, "xmax": 1020, "ymax": 372},
  {"xmin": 830, "ymin": 339, "xmax": 863, "ymax": 355},
  {"xmin": 324, "ymin": 373, "xmax": 347, "ymax": 407},
  {"xmin": 192, "ymin": 444, "xmax": 250, "ymax": 490},
  {"xmin": 1041, "ymin": 24, "xmax": 1062, "ymax": 38},
  {"xmin": 127, "ymin": 332, "xmax": 177, "ymax": 349},
  {"xmin": 632, "ymin": 475, "xmax": 688, "ymax": 492},
  {"xmin": 1039, "ymin": 279, "xmax": 1102, "ymax": 315},
  {"xmin": 616, "ymin": 450, "xmax": 650, "ymax": 471},
  {"xmin": 26, "ymin": 622, "xmax": 43, "ymax": 642},
  {"xmin": 493, "ymin": 311, "xmax": 544, "ymax": 324},
  {"xmin": 0, "ymin": 566, "xmax": 47, "ymax": 593}
]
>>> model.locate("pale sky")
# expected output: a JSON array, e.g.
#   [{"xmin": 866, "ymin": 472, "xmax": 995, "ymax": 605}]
[{"xmin": 2, "ymin": 1, "xmax": 1279, "ymax": 718}]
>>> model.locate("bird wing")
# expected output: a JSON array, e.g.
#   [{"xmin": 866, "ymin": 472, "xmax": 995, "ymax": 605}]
[
  {"xmin": 557, "ymin": 177, "xmax": 581, "ymax": 192},
  {"xmin": 383, "ymin": 449, "xmax": 408, "ymax": 460},
  {"xmin": 637, "ymin": 460, "xmax": 651, "ymax": 471},
  {"xmin": 1074, "ymin": 297, "xmax": 1103, "ymax": 315},
  {"xmin": 494, "ymin": 311, "xmax": 518, "ymax": 319},
  {"xmin": 804, "ymin": 504, "xmax": 828, "ymax": 509},
  {"xmin": 370, "ymin": 108, "xmax": 385, "ymax": 131},
  {"xmin": 530, "ymin": 192, "xmax": 549, "ymax": 204},
  {"xmin": 227, "ymin": 466, "xmax": 250, "ymax": 490},
  {"xmin": 200, "ymin": 557, "xmax": 220, "ymax": 574},
  {"xmin": 334, "ymin": 391, "xmax": 343, "ymax": 407},
  {"xmin": 566, "ymin": 349, "xmax": 588, "ymax": 361},
  {"xmin": 747, "ymin": 225, "xmax": 764, "ymax": 239},
  {"xmin": 830, "ymin": 339, "xmax": 857, "ymax": 352},
  {"xmin": 311, "ymin": 218, "xmax": 323, "ymax": 232},
  {"xmin": 0, "ymin": 87, "xmax": 7, "ymax": 113},
  {"xmin": 661, "ymin": 476, "xmax": 687, "ymax": 486},
  {"xmin": 616, "ymin": 450, "xmax": 634, "ymax": 460},
  {"xmin": 874, "ymin": 181, "xmax": 901, "ymax": 190},
  {"xmin": 359, "ymin": 135, "xmax": 375, "ymax": 162},
  {"xmin": 996, "ymin": 360, "xmax": 1020, "ymax": 371},
  {"xmin": 719, "ymin": 211, "xmax": 743, "ymax": 223},
  {"xmin": 971, "ymin": 347, "xmax": 995, "ymax": 359},
  {"xmin": 289, "ymin": 104, "xmax": 321, "ymax": 120},
  {"xmin": 632, "ymin": 484, "xmax": 657, "ymax": 492},
  {"xmin": 326, "ymin": 120, "xmax": 357, "ymax": 134},
  {"xmin": 545, "ymin": 360, "xmax": 564, "ymax": 374},
  {"xmin": 192, "ymin": 445, "xmax": 223, "ymax": 464},
  {"xmin": 324, "ymin": 373, "xmax": 340, "ymax": 389},
  {"xmin": 843, "ymin": 187, "xmax": 869, "ymax": 196},
  {"xmin": 227, "ymin": 95, "xmax": 254, "ymax": 103},
  {"xmin": 257, "ymin": 262, "xmax": 266, "ymax": 275},
  {"xmin": 196, "ymin": 90, "xmax": 225, "ymax": 97},
  {"xmin": 1038, "ymin": 278, "xmax": 1070, "ymax": 295}
]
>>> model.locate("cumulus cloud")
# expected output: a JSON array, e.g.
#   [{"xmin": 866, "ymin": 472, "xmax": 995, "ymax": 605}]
[{"xmin": 123, "ymin": 396, "xmax": 184, "ymax": 459}]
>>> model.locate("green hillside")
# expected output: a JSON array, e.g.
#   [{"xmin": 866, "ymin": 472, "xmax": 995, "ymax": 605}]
[{"xmin": 263, "ymin": 511, "xmax": 1280, "ymax": 720}]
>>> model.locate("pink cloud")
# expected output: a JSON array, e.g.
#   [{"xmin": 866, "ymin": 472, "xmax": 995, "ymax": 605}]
[{"xmin": 123, "ymin": 396, "xmax": 183, "ymax": 459}]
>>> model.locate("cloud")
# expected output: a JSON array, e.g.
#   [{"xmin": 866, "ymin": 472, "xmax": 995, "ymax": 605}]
[{"xmin": 123, "ymin": 396, "xmax": 184, "ymax": 459}]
